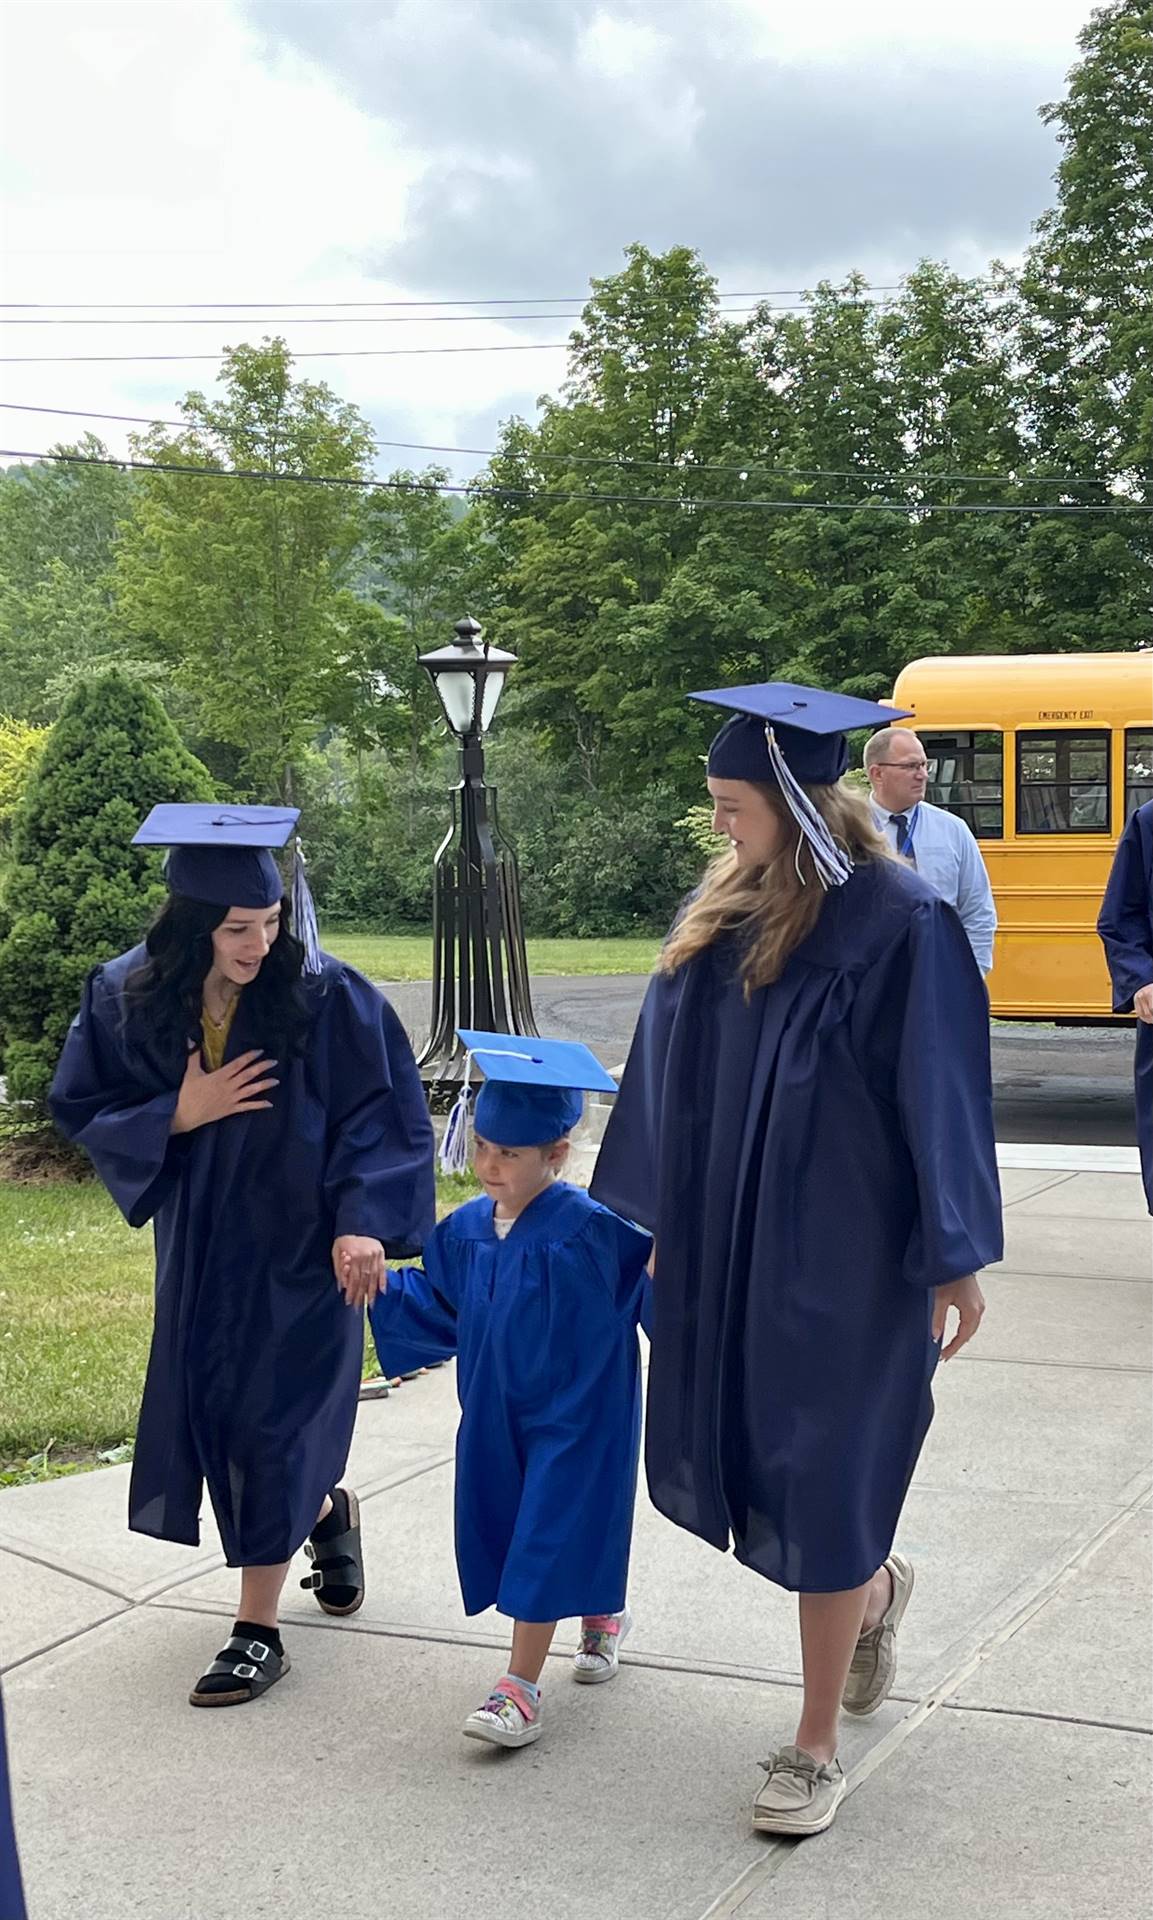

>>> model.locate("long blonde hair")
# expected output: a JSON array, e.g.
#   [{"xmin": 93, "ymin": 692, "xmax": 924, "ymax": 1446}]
[{"xmin": 661, "ymin": 780, "xmax": 891, "ymax": 993}]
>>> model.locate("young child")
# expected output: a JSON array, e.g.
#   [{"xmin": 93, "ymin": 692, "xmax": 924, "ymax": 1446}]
[{"xmin": 365, "ymin": 1031, "xmax": 651, "ymax": 1749}]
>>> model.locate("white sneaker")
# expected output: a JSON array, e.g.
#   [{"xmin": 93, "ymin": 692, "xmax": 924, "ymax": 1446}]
[
  {"xmin": 462, "ymin": 1678, "xmax": 542, "ymax": 1748},
  {"xmin": 573, "ymin": 1608, "xmax": 633, "ymax": 1684}
]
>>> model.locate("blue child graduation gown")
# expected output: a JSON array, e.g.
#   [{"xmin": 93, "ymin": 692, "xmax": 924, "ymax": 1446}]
[
  {"xmin": 369, "ymin": 1181, "xmax": 651, "ymax": 1621},
  {"xmin": 50, "ymin": 949, "xmax": 435, "ymax": 1566},
  {"xmin": 1098, "ymin": 801, "xmax": 1153, "ymax": 1214},
  {"xmin": 590, "ymin": 861, "xmax": 1004, "ymax": 1595}
]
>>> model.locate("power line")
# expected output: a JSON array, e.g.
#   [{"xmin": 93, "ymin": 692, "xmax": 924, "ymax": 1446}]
[
  {"xmin": 0, "ymin": 402, "xmax": 1124, "ymax": 491},
  {"xmin": 0, "ymin": 302, "xmax": 912, "ymax": 363},
  {"xmin": 0, "ymin": 302, "xmax": 831, "ymax": 327},
  {"xmin": 0, "ymin": 343, "xmax": 582, "ymax": 364},
  {"xmin": 0, "ymin": 286, "xmax": 906, "ymax": 311},
  {"xmin": 3, "ymin": 447, "xmax": 1148, "ymax": 517}
]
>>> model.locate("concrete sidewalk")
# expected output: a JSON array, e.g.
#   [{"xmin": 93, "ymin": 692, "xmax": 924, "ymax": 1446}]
[{"xmin": 2, "ymin": 1161, "xmax": 1150, "ymax": 1920}]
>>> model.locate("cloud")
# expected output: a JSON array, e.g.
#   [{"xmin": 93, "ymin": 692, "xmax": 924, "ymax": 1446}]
[{"xmin": 242, "ymin": 0, "xmax": 1082, "ymax": 296}]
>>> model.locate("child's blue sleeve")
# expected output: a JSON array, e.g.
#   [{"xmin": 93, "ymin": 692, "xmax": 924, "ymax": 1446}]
[
  {"xmin": 588, "ymin": 1206, "xmax": 652, "ymax": 1321},
  {"xmin": 367, "ymin": 1255, "xmax": 459, "ymax": 1370}
]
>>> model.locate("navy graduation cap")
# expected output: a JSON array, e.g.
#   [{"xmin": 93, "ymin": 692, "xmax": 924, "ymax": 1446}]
[
  {"xmin": 132, "ymin": 804, "xmax": 322, "ymax": 971},
  {"xmin": 690, "ymin": 681, "xmax": 913, "ymax": 890},
  {"xmin": 440, "ymin": 1029, "xmax": 618, "ymax": 1171}
]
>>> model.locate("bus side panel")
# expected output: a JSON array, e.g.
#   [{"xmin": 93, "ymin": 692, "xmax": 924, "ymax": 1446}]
[{"xmin": 984, "ymin": 842, "xmax": 1116, "ymax": 1019}]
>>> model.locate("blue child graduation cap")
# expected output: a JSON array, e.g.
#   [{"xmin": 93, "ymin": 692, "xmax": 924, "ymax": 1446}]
[
  {"xmin": 690, "ymin": 682, "xmax": 913, "ymax": 889},
  {"xmin": 439, "ymin": 1029, "xmax": 619, "ymax": 1174},
  {"xmin": 132, "ymin": 803, "xmax": 323, "ymax": 973}
]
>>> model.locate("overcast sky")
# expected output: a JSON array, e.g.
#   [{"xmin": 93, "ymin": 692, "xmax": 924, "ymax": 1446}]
[{"xmin": 0, "ymin": 0, "xmax": 1094, "ymax": 483}]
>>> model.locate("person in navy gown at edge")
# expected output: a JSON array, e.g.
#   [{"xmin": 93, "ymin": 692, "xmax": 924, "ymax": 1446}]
[
  {"xmin": 50, "ymin": 805, "xmax": 435, "ymax": 1708},
  {"xmin": 590, "ymin": 683, "xmax": 1003, "ymax": 1839},
  {"xmin": 1097, "ymin": 797, "xmax": 1153, "ymax": 1215},
  {"xmin": 0, "ymin": 1685, "xmax": 27, "ymax": 1920}
]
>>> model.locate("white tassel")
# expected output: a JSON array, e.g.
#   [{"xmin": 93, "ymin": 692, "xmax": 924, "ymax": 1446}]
[
  {"xmin": 292, "ymin": 837, "xmax": 323, "ymax": 975},
  {"xmin": 439, "ymin": 1078, "xmax": 473, "ymax": 1175},
  {"xmin": 764, "ymin": 726, "xmax": 854, "ymax": 890}
]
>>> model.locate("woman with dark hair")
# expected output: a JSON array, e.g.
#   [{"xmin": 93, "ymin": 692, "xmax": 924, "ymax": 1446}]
[
  {"xmin": 591, "ymin": 684, "xmax": 1002, "ymax": 1837},
  {"xmin": 50, "ymin": 806, "xmax": 435, "ymax": 1707}
]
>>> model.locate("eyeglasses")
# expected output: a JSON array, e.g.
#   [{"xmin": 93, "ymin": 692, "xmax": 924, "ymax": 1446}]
[{"xmin": 881, "ymin": 761, "xmax": 928, "ymax": 772}]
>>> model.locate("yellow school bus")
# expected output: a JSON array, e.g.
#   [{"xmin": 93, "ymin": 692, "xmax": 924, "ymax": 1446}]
[{"xmin": 890, "ymin": 653, "xmax": 1153, "ymax": 1019}]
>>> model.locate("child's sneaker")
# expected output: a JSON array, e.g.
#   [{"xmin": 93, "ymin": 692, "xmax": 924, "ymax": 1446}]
[
  {"xmin": 462, "ymin": 1677, "xmax": 542, "ymax": 1748},
  {"xmin": 573, "ymin": 1608, "xmax": 633, "ymax": 1684}
]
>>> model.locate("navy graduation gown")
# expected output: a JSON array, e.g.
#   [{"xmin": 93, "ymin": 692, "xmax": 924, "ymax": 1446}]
[
  {"xmin": 0, "ymin": 1688, "xmax": 26, "ymax": 1920},
  {"xmin": 369, "ymin": 1182, "xmax": 651, "ymax": 1621},
  {"xmin": 50, "ymin": 948, "xmax": 435, "ymax": 1566},
  {"xmin": 590, "ymin": 860, "xmax": 1003, "ymax": 1595},
  {"xmin": 1098, "ymin": 801, "xmax": 1153, "ymax": 1214}
]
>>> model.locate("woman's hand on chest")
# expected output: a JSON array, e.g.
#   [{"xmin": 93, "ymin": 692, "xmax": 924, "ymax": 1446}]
[{"xmin": 170, "ymin": 1046, "xmax": 280, "ymax": 1134}]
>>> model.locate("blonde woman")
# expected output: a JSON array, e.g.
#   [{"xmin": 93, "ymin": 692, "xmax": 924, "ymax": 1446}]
[{"xmin": 591, "ymin": 683, "xmax": 1002, "ymax": 1838}]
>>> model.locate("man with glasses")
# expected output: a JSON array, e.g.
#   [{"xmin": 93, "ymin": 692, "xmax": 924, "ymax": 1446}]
[{"xmin": 864, "ymin": 728, "xmax": 997, "ymax": 975}]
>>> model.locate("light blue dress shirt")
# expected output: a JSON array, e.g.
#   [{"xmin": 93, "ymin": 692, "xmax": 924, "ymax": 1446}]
[{"xmin": 871, "ymin": 800, "xmax": 998, "ymax": 974}]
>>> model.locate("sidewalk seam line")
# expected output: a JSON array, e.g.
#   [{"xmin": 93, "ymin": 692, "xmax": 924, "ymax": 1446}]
[
  {"xmin": 1000, "ymin": 1173, "xmax": 1079, "ymax": 1208},
  {"xmin": 0, "ymin": 1538, "xmax": 134, "ymax": 1604},
  {"xmin": 940, "ymin": 1698, "xmax": 1152, "ymax": 1737},
  {"xmin": 1, "ymin": 1603, "xmax": 130, "ymax": 1678}
]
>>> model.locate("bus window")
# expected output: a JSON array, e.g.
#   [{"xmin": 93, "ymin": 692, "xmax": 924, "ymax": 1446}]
[
  {"xmin": 920, "ymin": 731, "xmax": 1003, "ymax": 837},
  {"xmin": 1017, "ymin": 731, "xmax": 1110, "ymax": 834},
  {"xmin": 1125, "ymin": 729, "xmax": 1153, "ymax": 819}
]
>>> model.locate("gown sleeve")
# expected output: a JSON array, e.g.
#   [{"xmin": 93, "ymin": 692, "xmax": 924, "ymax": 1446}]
[
  {"xmin": 588, "ymin": 966, "xmax": 684, "ymax": 1232},
  {"xmin": 367, "ymin": 1223, "xmax": 459, "ymax": 1367},
  {"xmin": 857, "ymin": 897, "xmax": 1004, "ymax": 1289},
  {"xmin": 1097, "ymin": 809, "xmax": 1153, "ymax": 1013},
  {"xmin": 581, "ymin": 1207, "xmax": 653, "ymax": 1321},
  {"xmin": 318, "ymin": 968, "xmax": 436, "ymax": 1258},
  {"xmin": 48, "ymin": 966, "xmax": 185, "ymax": 1229}
]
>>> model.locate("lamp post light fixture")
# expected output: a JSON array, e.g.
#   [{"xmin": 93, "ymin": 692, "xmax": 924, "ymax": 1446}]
[{"xmin": 416, "ymin": 614, "xmax": 538, "ymax": 1093}]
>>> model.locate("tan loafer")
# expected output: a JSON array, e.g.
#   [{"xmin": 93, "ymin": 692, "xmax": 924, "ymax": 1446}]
[
  {"xmin": 753, "ymin": 1746, "xmax": 846, "ymax": 1836},
  {"xmin": 842, "ymin": 1551, "xmax": 914, "ymax": 1716}
]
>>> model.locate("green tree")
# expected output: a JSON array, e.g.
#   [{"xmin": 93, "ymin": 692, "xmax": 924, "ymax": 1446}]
[
  {"xmin": 0, "ymin": 438, "xmax": 135, "ymax": 720},
  {"xmin": 0, "ymin": 672, "xmax": 214, "ymax": 1107},
  {"xmin": 484, "ymin": 244, "xmax": 770, "ymax": 793},
  {"xmin": 0, "ymin": 716, "xmax": 49, "ymax": 844},
  {"xmin": 360, "ymin": 469, "xmax": 492, "ymax": 777},
  {"xmin": 1019, "ymin": 0, "xmax": 1153, "ymax": 483},
  {"xmin": 115, "ymin": 338, "xmax": 378, "ymax": 801}
]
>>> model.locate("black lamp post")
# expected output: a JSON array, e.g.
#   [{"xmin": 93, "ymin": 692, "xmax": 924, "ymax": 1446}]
[{"xmin": 417, "ymin": 614, "xmax": 538, "ymax": 1091}]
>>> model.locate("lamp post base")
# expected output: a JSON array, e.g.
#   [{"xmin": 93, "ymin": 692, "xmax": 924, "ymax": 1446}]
[{"xmin": 417, "ymin": 743, "xmax": 537, "ymax": 1091}]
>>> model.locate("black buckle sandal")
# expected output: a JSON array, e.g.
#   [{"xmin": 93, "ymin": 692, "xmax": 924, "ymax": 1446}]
[
  {"xmin": 300, "ymin": 1488, "xmax": 365, "ymax": 1616},
  {"xmin": 189, "ymin": 1634, "xmax": 290, "ymax": 1708}
]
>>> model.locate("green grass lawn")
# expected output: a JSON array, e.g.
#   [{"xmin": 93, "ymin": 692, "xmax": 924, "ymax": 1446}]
[
  {"xmin": 323, "ymin": 931, "xmax": 659, "ymax": 981},
  {"xmin": 0, "ymin": 1172, "xmax": 478, "ymax": 1473}
]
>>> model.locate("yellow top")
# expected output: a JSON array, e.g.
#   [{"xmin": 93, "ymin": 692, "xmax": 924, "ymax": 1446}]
[{"xmin": 201, "ymin": 995, "xmax": 240, "ymax": 1073}]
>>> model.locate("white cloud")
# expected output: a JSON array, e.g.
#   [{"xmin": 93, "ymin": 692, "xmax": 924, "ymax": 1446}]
[
  {"xmin": 0, "ymin": 0, "xmax": 1094, "ymax": 481},
  {"xmin": 724, "ymin": 0, "xmax": 1091, "ymax": 60},
  {"xmin": 0, "ymin": 0, "xmax": 561, "ymax": 474}
]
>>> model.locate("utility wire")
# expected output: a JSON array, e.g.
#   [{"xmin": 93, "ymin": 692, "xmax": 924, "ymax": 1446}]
[
  {"xmin": 0, "ymin": 343, "xmax": 579, "ymax": 364},
  {"xmin": 0, "ymin": 403, "xmax": 1125, "ymax": 490},
  {"xmin": 0, "ymin": 302, "xmax": 830, "ymax": 326},
  {"xmin": 3, "ymin": 448, "xmax": 1148, "ymax": 516},
  {"xmin": 0, "ymin": 285, "xmax": 907, "ymax": 311}
]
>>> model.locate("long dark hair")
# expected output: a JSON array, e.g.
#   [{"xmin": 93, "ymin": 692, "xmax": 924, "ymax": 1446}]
[{"xmin": 126, "ymin": 894, "xmax": 311, "ymax": 1060}]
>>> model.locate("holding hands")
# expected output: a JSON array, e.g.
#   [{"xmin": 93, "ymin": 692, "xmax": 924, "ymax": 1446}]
[
  {"xmin": 172, "ymin": 1048, "xmax": 279, "ymax": 1133},
  {"xmin": 334, "ymin": 1236, "xmax": 387, "ymax": 1309}
]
